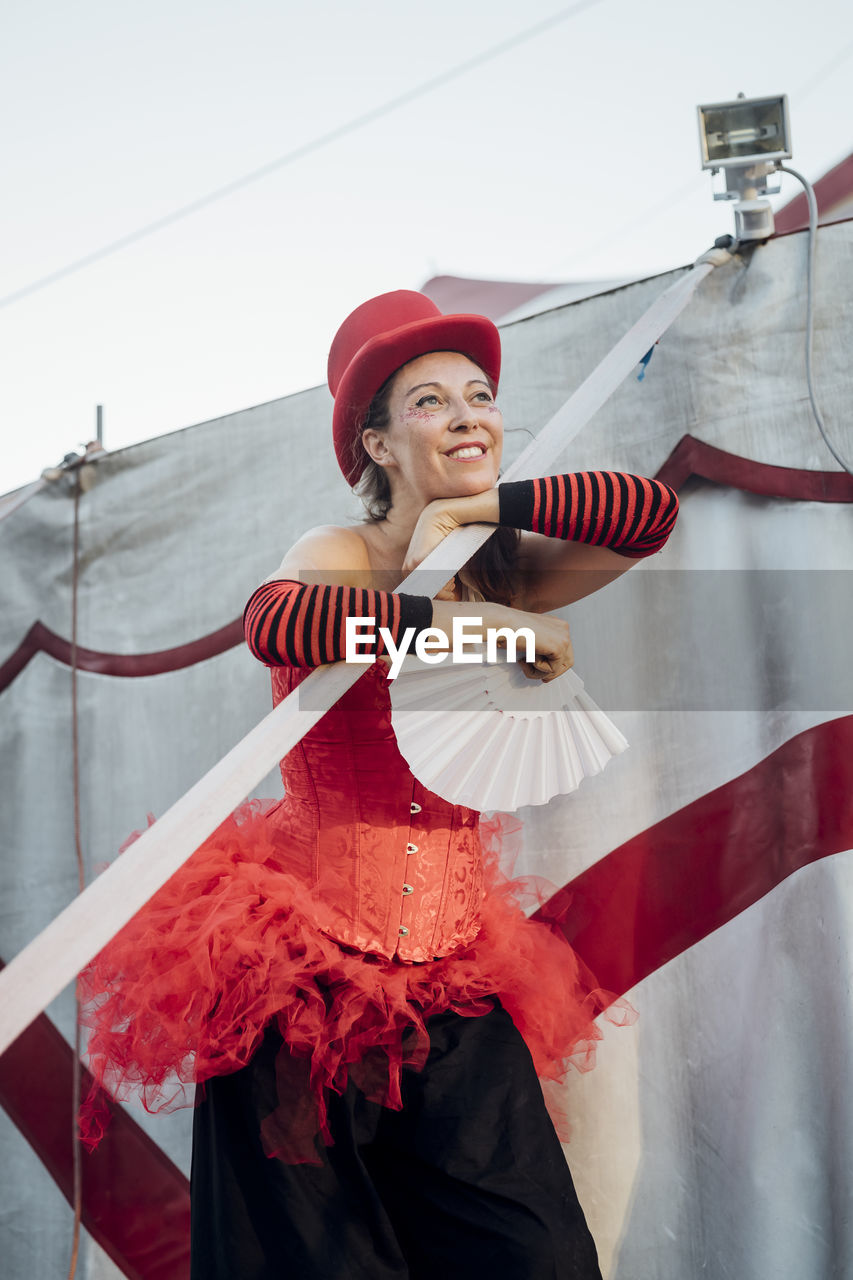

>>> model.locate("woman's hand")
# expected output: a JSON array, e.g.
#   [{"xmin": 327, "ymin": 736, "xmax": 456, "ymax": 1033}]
[
  {"xmin": 402, "ymin": 502, "xmax": 463, "ymax": 576},
  {"xmin": 503, "ymin": 605, "xmax": 574, "ymax": 683},
  {"xmin": 401, "ymin": 491, "xmax": 501, "ymax": 576},
  {"xmin": 434, "ymin": 576, "xmax": 458, "ymax": 601},
  {"xmin": 431, "ymin": 600, "xmax": 574, "ymax": 684}
]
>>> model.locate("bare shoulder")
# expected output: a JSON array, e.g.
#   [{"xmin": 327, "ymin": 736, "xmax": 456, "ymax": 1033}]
[
  {"xmin": 264, "ymin": 524, "xmax": 373, "ymax": 587},
  {"xmin": 286, "ymin": 523, "xmax": 370, "ymax": 566}
]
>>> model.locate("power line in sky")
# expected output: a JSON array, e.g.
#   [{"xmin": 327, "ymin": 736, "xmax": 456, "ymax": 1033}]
[
  {"xmin": 794, "ymin": 33, "xmax": 853, "ymax": 104},
  {"xmin": 0, "ymin": 0, "xmax": 605, "ymax": 311}
]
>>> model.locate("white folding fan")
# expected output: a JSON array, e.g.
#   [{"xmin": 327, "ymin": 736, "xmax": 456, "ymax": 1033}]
[{"xmin": 389, "ymin": 653, "xmax": 627, "ymax": 811}]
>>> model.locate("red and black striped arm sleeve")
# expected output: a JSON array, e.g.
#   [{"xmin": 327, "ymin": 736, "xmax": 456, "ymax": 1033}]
[
  {"xmin": 497, "ymin": 472, "xmax": 679, "ymax": 558},
  {"xmin": 243, "ymin": 579, "xmax": 433, "ymax": 667}
]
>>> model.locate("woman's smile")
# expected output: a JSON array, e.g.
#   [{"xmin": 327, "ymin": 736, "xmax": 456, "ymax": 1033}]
[{"xmin": 443, "ymin": 442, "xmax": 489, "ymax": 460}]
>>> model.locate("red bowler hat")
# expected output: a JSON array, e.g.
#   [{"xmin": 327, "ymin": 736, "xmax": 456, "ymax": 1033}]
[{"xmin": 328, "ymin": 290, "xmax": 501, "ymax": 485}]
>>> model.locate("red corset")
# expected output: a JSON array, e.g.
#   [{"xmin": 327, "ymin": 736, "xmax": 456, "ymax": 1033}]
[{"xmin": 267, "ymin": 663, "xmax": 483, "ymax": 963}]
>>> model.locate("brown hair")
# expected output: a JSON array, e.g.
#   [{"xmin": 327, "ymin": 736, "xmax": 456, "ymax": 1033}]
[{"xmin": 351, "ymin": 371, "xmax": 520, "ymax": 607}]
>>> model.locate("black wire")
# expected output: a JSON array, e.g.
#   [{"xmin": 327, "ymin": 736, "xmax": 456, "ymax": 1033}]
[{"xmin": 0, "ymin": 0, "xmax": 605, "ymax": 311}]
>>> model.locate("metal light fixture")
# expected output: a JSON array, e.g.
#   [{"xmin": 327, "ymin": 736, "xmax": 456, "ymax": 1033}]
[{"xmin": 697, "ymin": 94, "xmax": 792, "ymax": 240}]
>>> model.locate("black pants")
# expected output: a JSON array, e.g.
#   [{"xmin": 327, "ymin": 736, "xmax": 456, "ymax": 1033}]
[{"xmin": 190, "ymin": 1006, "xmax": 601, "ymax": 1280}]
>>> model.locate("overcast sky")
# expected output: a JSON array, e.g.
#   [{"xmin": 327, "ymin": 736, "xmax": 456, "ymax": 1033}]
[{"xmin": 2, "ymin": 0, "xmax": 851, "ymax": 494}]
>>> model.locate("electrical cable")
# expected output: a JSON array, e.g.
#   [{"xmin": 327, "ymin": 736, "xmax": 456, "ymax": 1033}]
[
  {"xmin": 778, "ymin": 164, "xmax": 853, "ymax": 476},
  {"xmin": 0, "ymin": 0, "xmax": 605, "ymax": 311}
]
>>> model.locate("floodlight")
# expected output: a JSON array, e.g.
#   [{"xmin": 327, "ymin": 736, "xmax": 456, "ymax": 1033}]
[
  {"xmin": 698, "ymin": 96, "xmax": 791, "ymax": 169},
  {"xmin": 697, "ymin": 93, "xmax": 792, "ymax": 241}
]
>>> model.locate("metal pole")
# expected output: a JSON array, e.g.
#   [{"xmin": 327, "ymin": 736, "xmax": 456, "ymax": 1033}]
[{"xmin": 96, "ymin": 404, "xmax": 103, "ymax": 447}]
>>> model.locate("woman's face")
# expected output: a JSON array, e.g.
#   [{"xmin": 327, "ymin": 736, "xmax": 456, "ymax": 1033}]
[{"xmin": 363, "ymin": 351, "xmax": 503, "ymax": 508}]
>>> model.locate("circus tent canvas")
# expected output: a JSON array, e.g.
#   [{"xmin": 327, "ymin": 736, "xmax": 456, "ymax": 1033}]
[{"xmin": 1, "ymin": 221, "xmax": 852, "ymax": 1278}]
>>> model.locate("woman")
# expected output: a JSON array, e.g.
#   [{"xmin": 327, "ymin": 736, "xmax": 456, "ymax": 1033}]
[{"xmin": 83, "ymin": 291, "xmax": 678, "ymax": 1280}]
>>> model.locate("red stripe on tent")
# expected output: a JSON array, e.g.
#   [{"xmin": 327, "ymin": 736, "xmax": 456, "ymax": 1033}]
[
  {"xmin": 655, "ymin": 434, "xmax": 853, "ymax": 502},
  {"xmin": 0, "ymin": 966, "xmax": 190, "ymax": 1280},
  {"xmin": 535, "ymin": 714, "xmax": 853, "ymax": 998},
  {"xmin": 0, "ymin": 618, "xmax": 244, "ymax": 693}
]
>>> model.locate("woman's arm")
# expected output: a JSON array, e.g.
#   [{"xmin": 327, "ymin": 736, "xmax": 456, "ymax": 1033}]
[
  {"xmin": 246, "ymin": 525, "xmax": 573, "ymax": 679},
  {"xmin": 402, "ymin": 472, "xmax": 679, "ymax": 611},
  {"xmin": 246, "ymin": 524, "xmax": 429, "ymax": 665}
]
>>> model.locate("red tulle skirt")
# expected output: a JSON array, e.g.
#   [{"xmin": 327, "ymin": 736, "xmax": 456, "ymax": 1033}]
[{"xmin": 80, "ymin": 802, "xmax": 628, "ymax": 1164}]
